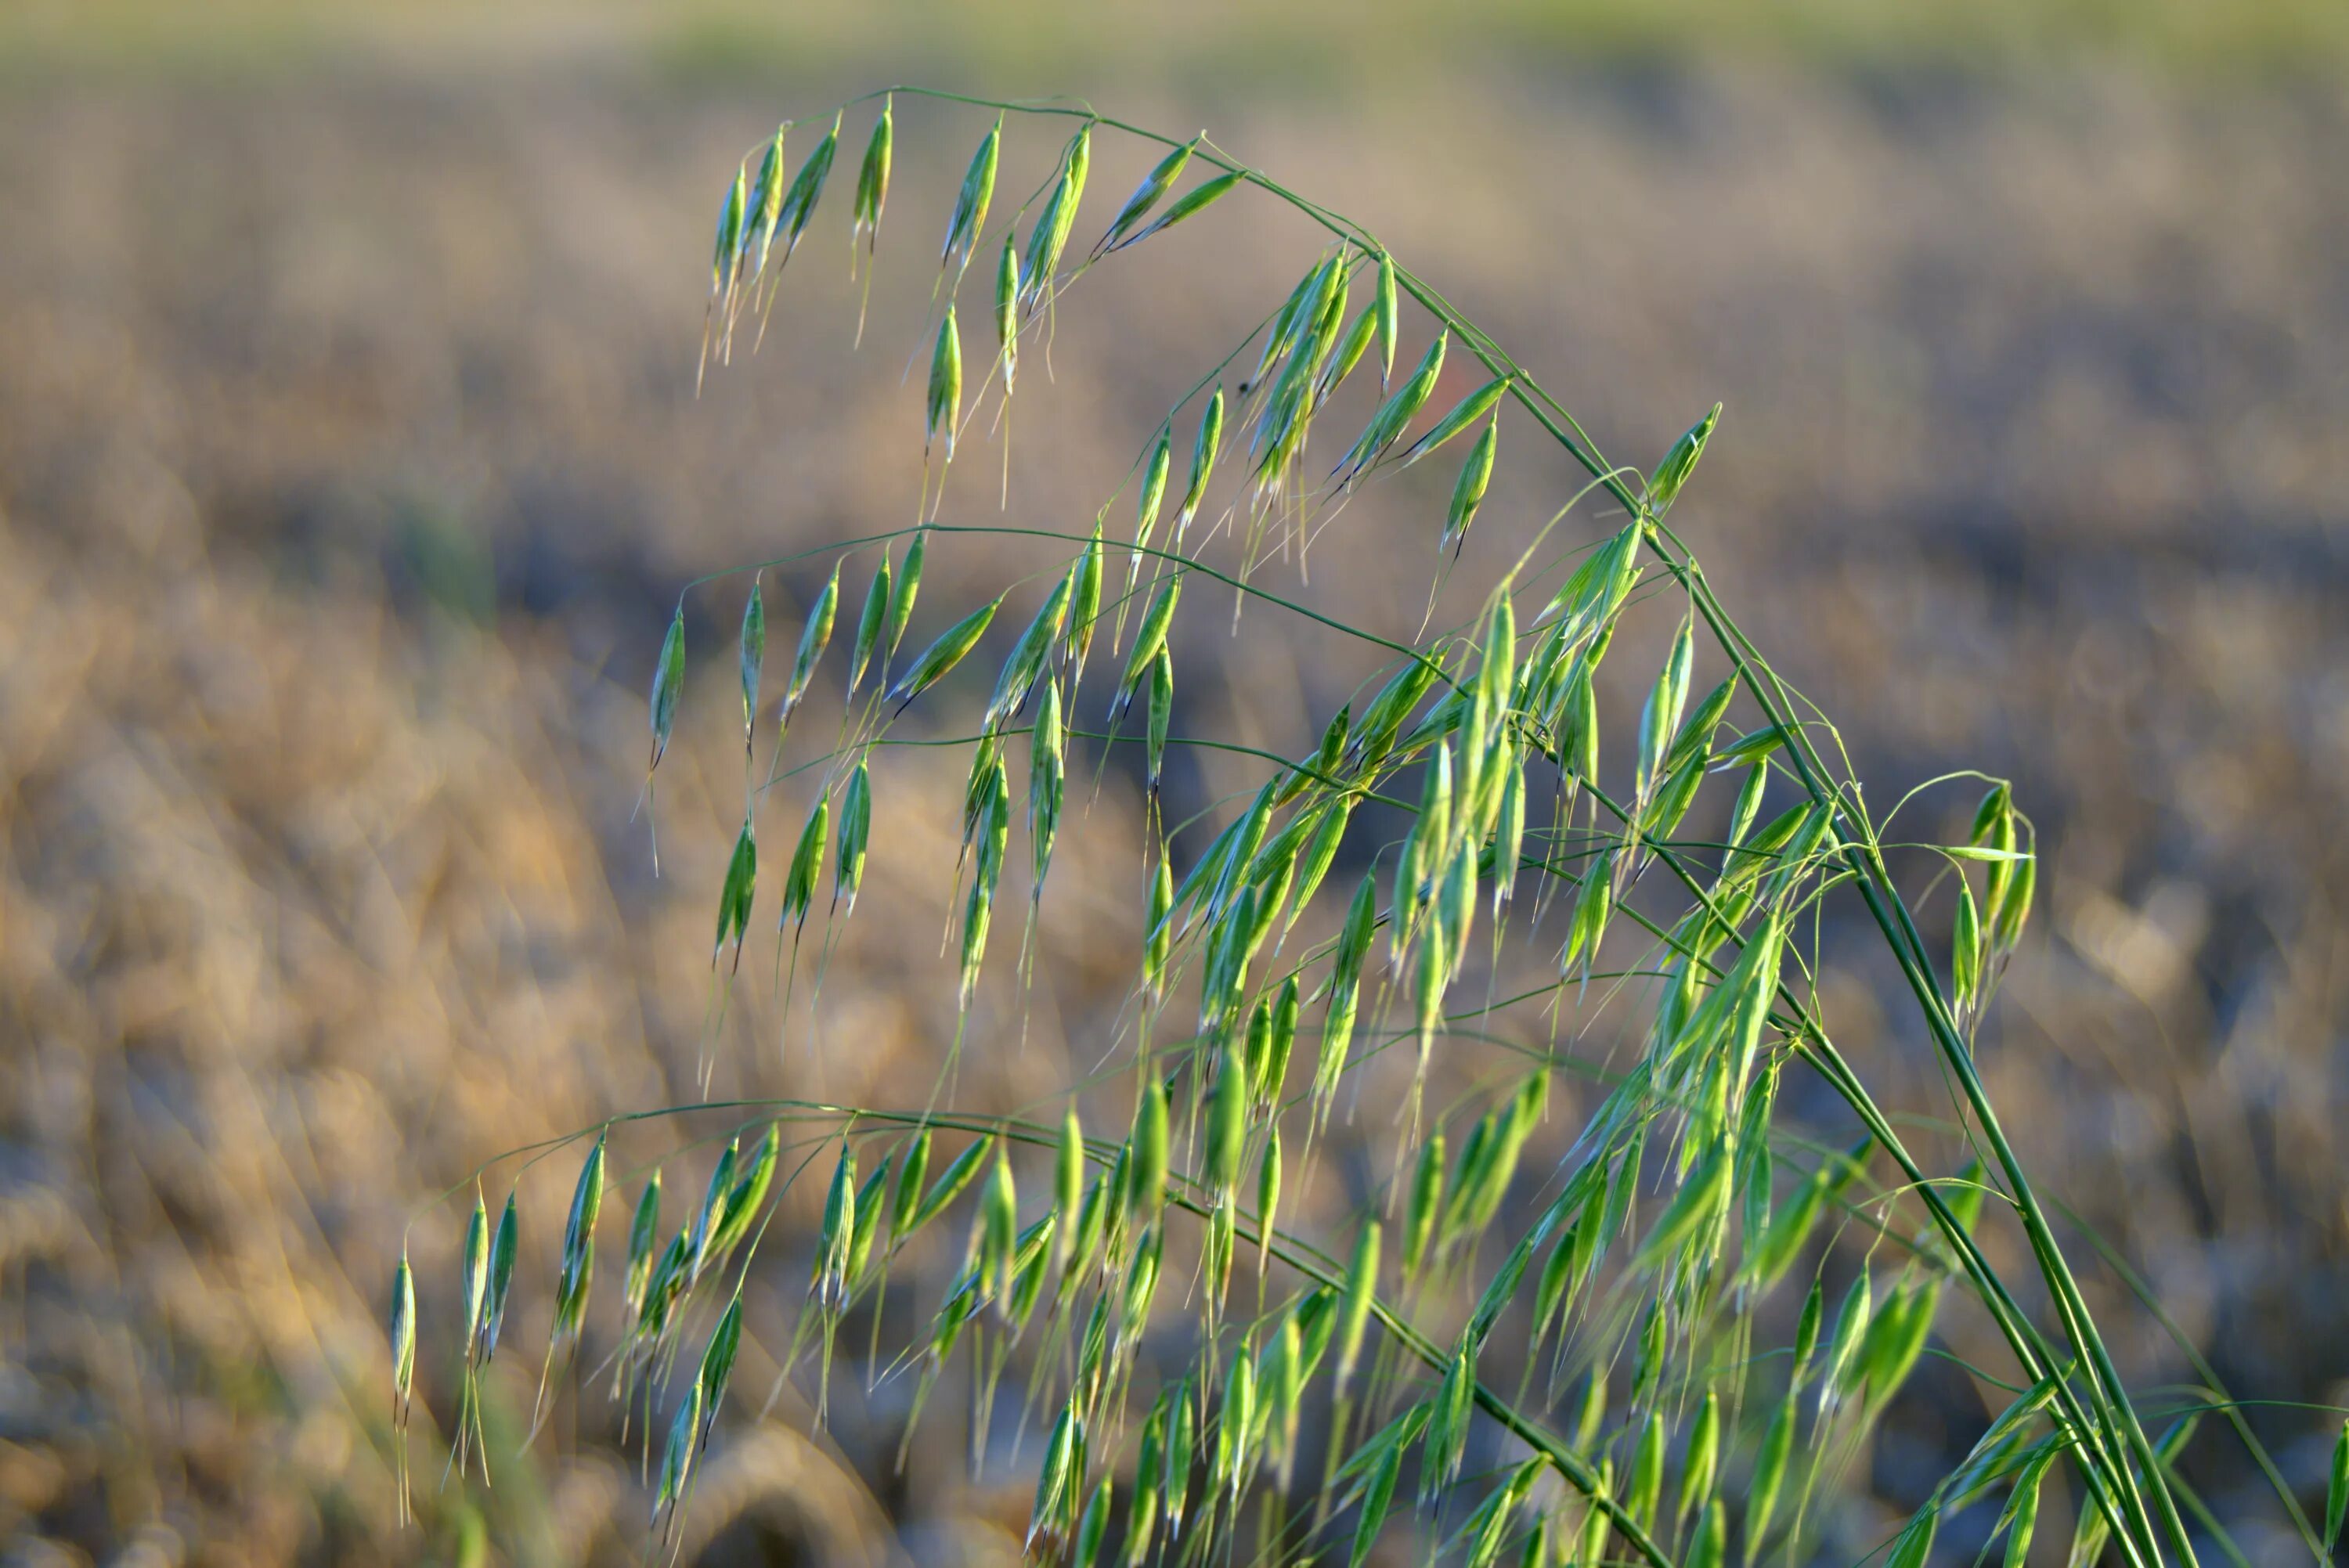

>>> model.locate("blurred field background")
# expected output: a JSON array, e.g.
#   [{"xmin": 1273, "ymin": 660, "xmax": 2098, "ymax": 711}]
[{"xmin": 4, "ymin": 2, "xmax": 2348, "ymax": 1563}]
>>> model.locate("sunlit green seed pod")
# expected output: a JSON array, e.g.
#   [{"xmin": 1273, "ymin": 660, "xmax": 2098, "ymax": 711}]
[
  {"xmin": 850, "ymin": 97, "xmax": 892, "ymax": 252},
  {"xmin": 1067, "ymin": 524, "xmax": 1104, "ymax": 683},
  {"xmin": 1020, "ymin": 124, "xmax": 1093, "ymax": 314},
  {"xmin": 388, "ymin": 1249, "xmax": 416, "ymax": 1424},
  {"xmin": 1647, "ymin": 402, "xmax": 1721, "ymax": 517},
  {"xmin": 1403, "ymin": 1131, "xmax": 1446, "ymax": 1279},
  {"xmin": 1442, "ymin": 420, "xmax": 1498, "ymax": 555},
  {"xmin": 1174, "ymin": 387, "xmax": 1225, "ymax": 545},
  {"xmin": 1117, "ymin": 164, "xmax": 1243, "ymax": 253},
  {"xmin": 738, "ymin": 579, "xmax": 765, "ymax": 744},
  {"xmin": 1374, "ymin": 251, "xmax": 1399, "ymax": 388},
  {"xmin": 1401, "ymin": 373, "xmax": 1509, "ymax": 471},
  {"xmin": 886, "ymin": 597, "xmax": 1000, "ymax": 712},
  {"xmin": 940, "ymin": 117, "xmax": 1001, "ymax": 276},
  {"xmin": 780, "ymin": 795, "xmax": 828, "ymax": 932},
  {"xmin": 1146, "ymin": 648, "xmax": 1174, "ymax": 794},
  {"xmin": 781, "ymin": 560, "xmax": 839, "ymax": 723},
  {"xmin": 927, "ymin": 305, "xmax": 964, "ymax": 460},
  {"xmin": 460, "ymin": 1193, "xmax": 489, "ymax": 1354},
  {"xmin": 649, "ymin": 606, "xmax": 685, "ymax": 771},
  {"xmin": 1132, "ymin": 1078, "xmax": 1171, "ymax": 1228},
  {"xmin": 1098, "ymin": 136, "xmax": 1193, "ymax": 254},
  {"xmin": 1114, "ymin": 571, "xmax": 1183, "ymax": 719},
  {"xmin": 886, "ymin": 529, "xmax": 926, "ymax": 661}
]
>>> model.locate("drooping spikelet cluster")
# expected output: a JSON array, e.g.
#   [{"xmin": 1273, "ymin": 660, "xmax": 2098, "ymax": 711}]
[{"xmin": 370, "ymin": 90, "xmax": 2289, "ymax": 1568}]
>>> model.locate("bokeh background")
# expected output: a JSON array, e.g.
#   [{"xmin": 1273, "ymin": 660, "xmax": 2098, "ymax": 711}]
[{"xmin": 4, "ymin": 2, "xmax": 2347, "ymax": 1564}]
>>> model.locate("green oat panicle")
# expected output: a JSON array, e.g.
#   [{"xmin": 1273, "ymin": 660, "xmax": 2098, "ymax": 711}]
[{"xmin": 425, "ymin": 92, "xmax": 2239, "ymax": 1568}]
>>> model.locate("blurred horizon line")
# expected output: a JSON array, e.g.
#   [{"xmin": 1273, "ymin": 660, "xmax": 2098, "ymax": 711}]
[{"xmin": 7, "ymin": 0, "xmax": 2349, "ymax": 88}]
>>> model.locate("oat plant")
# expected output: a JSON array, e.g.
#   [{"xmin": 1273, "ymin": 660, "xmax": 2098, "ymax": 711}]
[{"xmin": 392, "ymin": 89, "xmax": 2347, "ymax": 1567}]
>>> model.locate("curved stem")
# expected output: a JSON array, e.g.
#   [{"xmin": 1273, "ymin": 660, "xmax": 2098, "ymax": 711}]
[{"xmin": 688, "ymin": 89, "xmax": 2200, "ymax": 1568}]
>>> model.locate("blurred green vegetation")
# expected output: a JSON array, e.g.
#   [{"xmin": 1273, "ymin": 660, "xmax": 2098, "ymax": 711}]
[{"xmin": 7, "ymin": 0, "xmax": 2347, "ymax": 81}]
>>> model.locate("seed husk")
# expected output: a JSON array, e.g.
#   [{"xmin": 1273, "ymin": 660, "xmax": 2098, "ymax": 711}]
[
  {"xmin": 886, "ymin": 531, "xmax": 927, "ymax": 662},
  {"xmin": 781, "ymin": 795, "xmax": 828, "ymax": 932},
  {"xmin": 1135, "ymin": 424, "xmax": 1172, "ymax": 555},
  {"xmin": 649, "ymin": 606, "xmax": 685, "ymax": 770},
  {"xmin": 1114, "ymin": 571, "xmax": 1183, "ymax": 719},
  {"xmin": 774, "ymin": 112, "xmax": 841, "ymax": 272},
  {"xmin": 780, "ymin": 561, "xmax": 839, "ymax": 723},
  {"xmin": 1333, "ymin": 330, "xmax": 1445, "ymax": 482},
  {"xmin": 1144, "ymin": 855, "xmax": 1174, "ymax": 1000},
  {"xmin": 1146, "ymin": 649, "xmax": 1174, "ymax": 793},
  {"xmin": 850, "ymin": 98, "xmax": 893, "ymax": 253},
  {"xmin": 1121, "ymin": 166, "xmax": 1244, "ymax": 254},
  {"xmin": 624, "ymin": 1171, "xmax": 662, "ymax": 1312},
  {"xmin": 906, "ymin": 1134, "xmax": 991, "ymax": 1238},
  {"xmin": 1374, "ymin": 252, "xmax": 1399, "ymax": 388},
  {"xmin": 940, "ymin": 118, "xmax": 1001, "ymax": 277},
  {"xmin": 835, "ymin": 762, "xmax": 871, "ymax": 915},
  {"xmin": 1636, "ymin": 618, "xmax": 1695, "ymax": 798},
  {"xmin": 1099, "ymin": 136, "xmax": 1196, "ymax": 254},
  {"xmin": 1647, "ymin": 402, "xmax": 1721, "ymax": 517},
  {"xmin": 1997, "ymin": 1451, "xmax": 2051, "ymax": 1568},
  {"xmin": 1030, "ymin": 681, "xmax": 1066, "ymax": 891},
  {"xmin": 1067, "ymin": 524, "xmax": 1105, "ymax": 683},
  {"xmin": 985, "ymin": 575, "xmax": 1070, "ymax": 730},
  {"xmin": 1020, "ymin": 123, "xmax": 1093, "ymax": 315},
  {"xmin": 1403, "ymin": 1131, "xmax": 1446, "ymax": 1278},
  {"xmin": 714, "ymin": 814, "xmax": 756, "ymax": 968},
  {"xmin": 927, "ymin": 306, "xmax": 964, "ymax": 461},
  {"xmin": 738, "ymin": 579, "xmax": 765, "ymax": 746},
  {"xmin": 1744, "ymin": 1391, "xmax": 1795, "ymax": 1564},
  {"xmin": 389, "ymin": 1248, "xmax": 417, "ymax": 1423},
  {"xmin": 1397, "ymin": 374, "xmax": 1508, "ymax": 471},
  {"xmin": 1174, "ymin": 388, "xmax": 1225, "ymax": 545},
  {"xmin": 460, "ymin": 1193, "xmax": 490, "ymax": 1354},
  {"xmin": 887, "ymin": 597, "xmax": 1001, "ymax": 712},
  {"xmin": 1442, "ymin": 420, "xmax": 1498, "ymax": 554}
]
